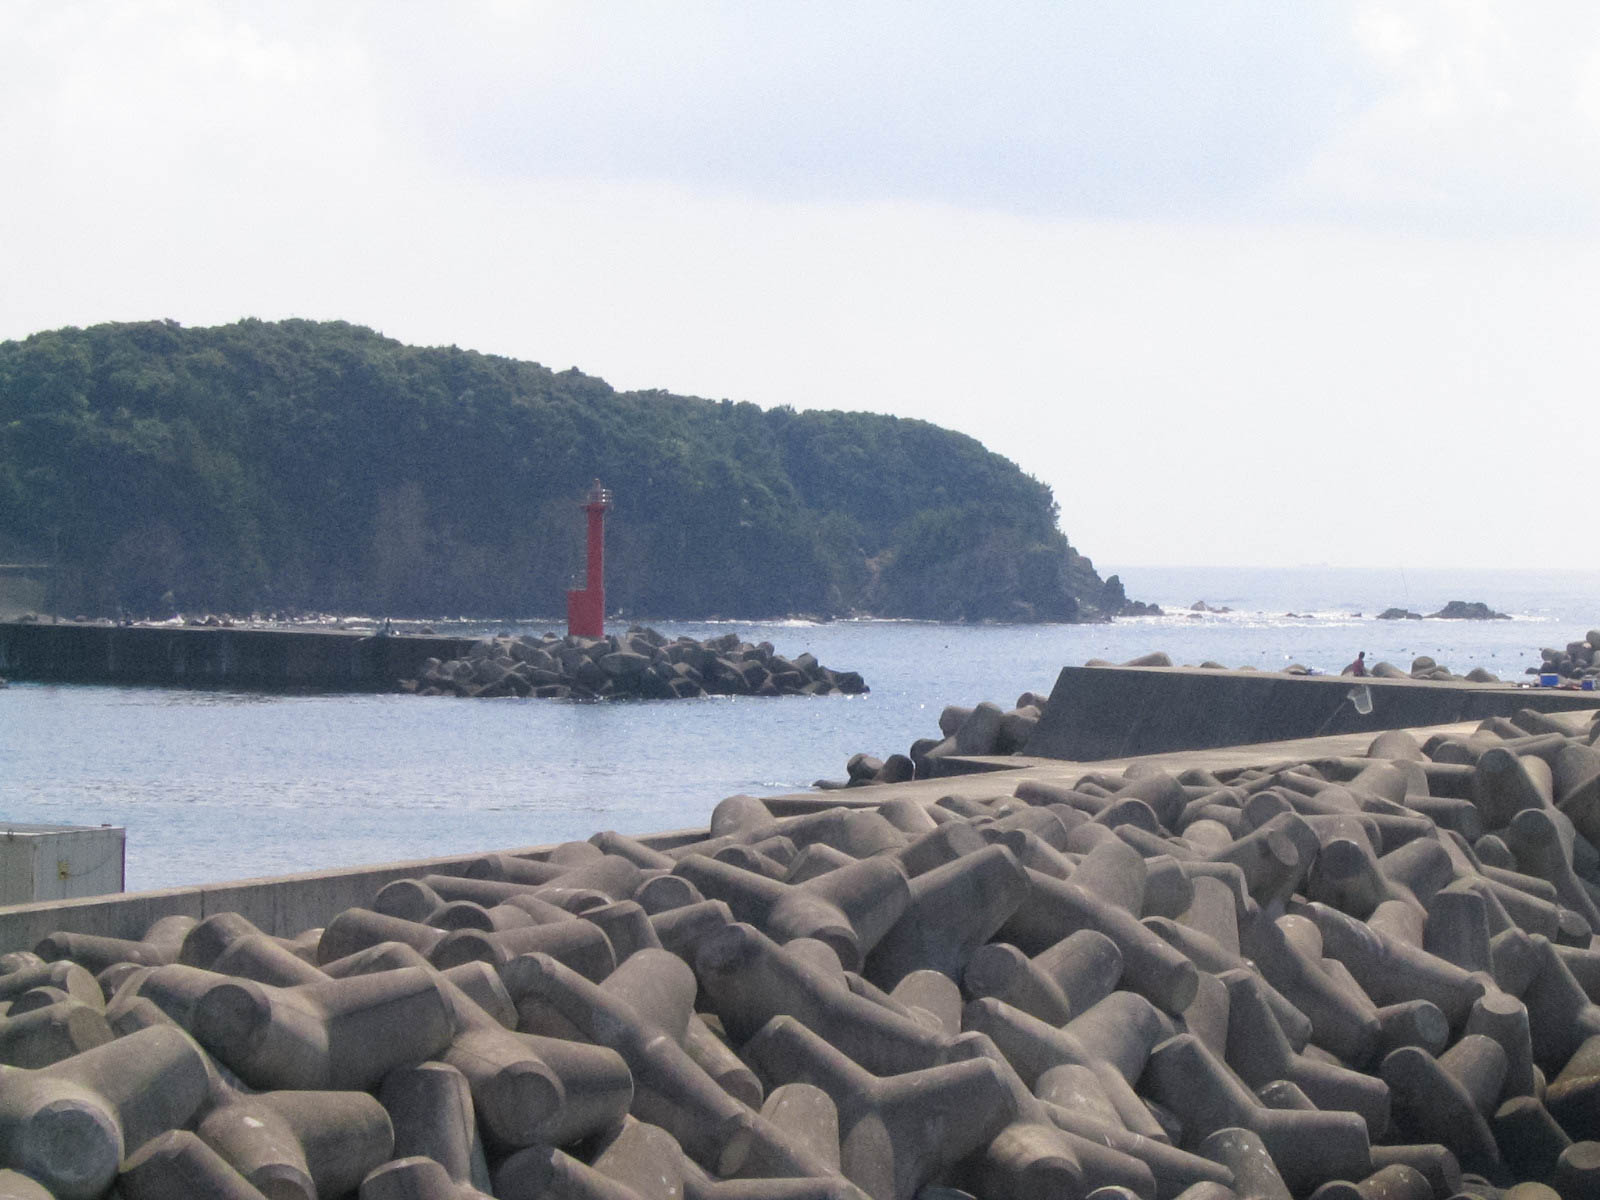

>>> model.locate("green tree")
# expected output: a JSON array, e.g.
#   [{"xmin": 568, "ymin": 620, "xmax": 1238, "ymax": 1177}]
[{"xmin": 0, "ymin": 318, "xmax": 1129, "ymax": 622}]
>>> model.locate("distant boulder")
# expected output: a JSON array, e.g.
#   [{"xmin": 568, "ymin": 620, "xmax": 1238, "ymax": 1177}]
[
  {"xmin": 876, "ymin": 754, "xmax": 916, "ymax": 784},
  {"xmin": 1123, "ymin": 651, "xmax": 1174, "ymax": 667},
  {"xmin": 1428, "ymin": 600, "xmax": 1509, "ymax": 620},
  {"xmin": 846, "ymin": 753, "xmax": 884, "ymax": 784},
  {"xmin": 1525, "ymin": 630, "xmax": 1600, "ymax": 681},
  {"xmin": 954, "ymin": 701, "xmax": 1006, "ymax": 756},
  {"xmin": 598, "ymin": 650, "xmax": 651, "ymax": 678},
  {"xmin": 845, "ymin": 687, "xmax": 1051, "ymax": 783},
  {"xmin": 1377, "ymin": 607, "xmax": 1422, "ymax": 620},
  {"xmin": 1406, "ymin": 653, "xmax": 1457, "ymax": 681},
  {"xmin": 996, "ymin": 706, "xmax": 1041, "ymax": 753}
]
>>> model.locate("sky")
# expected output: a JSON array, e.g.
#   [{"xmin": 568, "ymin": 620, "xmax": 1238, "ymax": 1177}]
[{"xmin": 3, "ymin": 2, "xmax": 1597, "ymax": 570}]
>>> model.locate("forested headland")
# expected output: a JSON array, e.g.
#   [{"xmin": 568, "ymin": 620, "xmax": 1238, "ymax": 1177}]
[{"xmin": 0, "ymin": 319, "xmax": 1146, "ymax": 623}]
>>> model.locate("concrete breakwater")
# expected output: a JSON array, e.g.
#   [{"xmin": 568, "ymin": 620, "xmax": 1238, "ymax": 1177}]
[
  {"xmin": 839, "ymin": 658, "xmax": 1600, "ymax": 784},
  {"xmin": 1028, "ymin": 665, "xmax": 1600, "ymax": 763},
  {"xmin": 0, "ymin": 620, "xmax": 477, "ymax": 691},
  {"xmin": 0, "ymin": 620, "xmax": 868, "ymax": 700},
  {"xmin": 408, "ymin": 625, "xmax": 868, "ymax": 700},
  {"xmin": 8, "ymin": 706, "xmax": 1600, "ymax": 1197}
]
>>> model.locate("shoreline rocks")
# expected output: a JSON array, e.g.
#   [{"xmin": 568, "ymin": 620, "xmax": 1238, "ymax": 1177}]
[{"xmin": 402, "ymin": 626, "xmax": 868, "ymax": 700}]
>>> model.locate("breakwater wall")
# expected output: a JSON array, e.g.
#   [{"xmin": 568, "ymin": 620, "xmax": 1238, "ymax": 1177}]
[
  {"xmin": 0, "ymin": 791, "xmax": 861, "ymax": 952},
  {"xmin": 0, "ymin": 620, "xmax": 477, "ymax": 690},
  {"xmin": 1025, "ymin": 665, "xmax": 1600, "ymax": 761},
  {"xmin": 0, "ymin": 841, "xmax": 631, "ymax": 955}
]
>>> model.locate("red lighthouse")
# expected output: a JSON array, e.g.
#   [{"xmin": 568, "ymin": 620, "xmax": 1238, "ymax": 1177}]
[{"xmin": 566, "ymin": 479, "xmax": 612, "ymax": 638}]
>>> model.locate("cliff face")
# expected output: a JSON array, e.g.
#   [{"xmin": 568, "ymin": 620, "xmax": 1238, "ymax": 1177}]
[
  {"xmin": 0, "ymin": 318, "xmax": 1141, "ymax": 622},
  {"xmin": 862, "ymin": 528, "xmax": 1140, "ymax": 623}
]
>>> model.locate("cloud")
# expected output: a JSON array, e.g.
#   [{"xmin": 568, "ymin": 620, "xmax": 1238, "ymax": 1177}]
[
  {"xmin": 1, "ymin": 3, "xmax": 379, "ymax": 181},
  {"xmin": 4, "ymin": 2, "xmax": 1600, "ymax": 572},
  {"xmin": 1272, "ymin": 1, "xmax": 1600, "ymax": 233},
  {"xmin": 359, "ymin": 2, "xmax": 1600, "ymax": 235},
  {"xmin": 378, "ymin": 2, "xmax": 1365, "ymax": 220},
  {"xmin": 9, "ymin": 3, "xmax": 1598, "ymax": 239},
  {"xmin": 0, "ymin": 1, "xmax": 394, "ymax": 329}
]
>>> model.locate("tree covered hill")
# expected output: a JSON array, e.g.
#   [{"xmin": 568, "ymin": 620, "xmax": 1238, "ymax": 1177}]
[{"xmin": 0, "ymin": 318, "xmax": 1140, "ymax": 622}]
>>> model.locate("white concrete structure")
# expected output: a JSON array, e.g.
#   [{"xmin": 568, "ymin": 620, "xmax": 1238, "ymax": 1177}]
[{"xmin": 0, "ymin": 822, "xmax": 124, "ymax": 905}]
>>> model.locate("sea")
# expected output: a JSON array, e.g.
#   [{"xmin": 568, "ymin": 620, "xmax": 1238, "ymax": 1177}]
[{"xmin": 3, "ymin": 566, "xmax": 1597, "ymax": 893}]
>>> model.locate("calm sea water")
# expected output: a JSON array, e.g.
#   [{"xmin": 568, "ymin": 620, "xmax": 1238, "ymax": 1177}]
[{"xmin": 3, "ymin": 566, "xmax": 1597, "ymax": 892}]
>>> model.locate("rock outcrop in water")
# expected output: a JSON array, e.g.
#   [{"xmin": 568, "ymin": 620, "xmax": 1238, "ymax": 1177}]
[
  {"xmin": 9, "ymin": 708, "xmax": 1600, "ymax": 1198},
  {"xmin": 1429, "ymin": 601, "xmax": 1511, "ymax": 621},
  {"xmin": 402, "ymin": 626, "xmax": 868, "ymax": 700},
  {"xmin": 1379, "ymin": 601, "xmax": 1509, "ymax": 621}
]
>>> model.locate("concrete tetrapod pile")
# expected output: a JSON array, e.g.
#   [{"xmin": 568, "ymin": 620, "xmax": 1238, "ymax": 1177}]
[
  {"xmin": 403, "ymin": 626, "xmax": 868, "ymax": 700},
  {"xmin": 830, "ymin": 691, "xmax": 1051, "ymax": 786},
  {"xmin": 1527, "ymin": 632, "xmax": 1600, "ymax": 685},
  {"xmin": 8, "ymin": 708, "xmax": 1600, "ymax": 1197}
]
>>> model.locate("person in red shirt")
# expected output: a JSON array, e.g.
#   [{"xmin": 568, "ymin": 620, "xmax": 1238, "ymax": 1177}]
[{"xmin": 1343, "ymin": 651, "xmax": 1367, "ymax": 677}]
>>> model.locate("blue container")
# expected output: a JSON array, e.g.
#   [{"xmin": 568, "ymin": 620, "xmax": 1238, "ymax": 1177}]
[
  {"xmin": 1583, "ymin": 678, "xmax": 1596, "ymax": 691},
  {"xmin": 1540, "ymin": 673, "xmax": 1560, "ymax": 687}
]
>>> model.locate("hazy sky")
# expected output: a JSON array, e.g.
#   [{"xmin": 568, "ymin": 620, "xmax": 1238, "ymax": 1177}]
[{"xmin": 4, "ymin": 3, "xmax": 1596, "ymax": 569}]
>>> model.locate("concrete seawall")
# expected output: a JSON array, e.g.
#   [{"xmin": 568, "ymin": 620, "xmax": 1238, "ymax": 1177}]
[
  {"xmin": 0, "ymin": 843, "xmax": 583, "ymax": 954},
  {"xmin": 0, "ymin": 793, "xmax": 863, "ymax": 952},
  {"xmin": 1024, "ymin": 664, "xmax": 1600, "ymax": 761},
  {"xmin": 0, "ymin": 620, "xmax": 477, "ymax": 690}
]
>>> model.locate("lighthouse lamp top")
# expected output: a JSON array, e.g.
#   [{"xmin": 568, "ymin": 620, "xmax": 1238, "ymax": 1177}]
[{"xmin": 585, "ymin": 479, "xmax": 613, "ymax": 509}]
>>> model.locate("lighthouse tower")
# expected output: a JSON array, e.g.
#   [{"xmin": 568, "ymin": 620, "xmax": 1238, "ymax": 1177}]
[{"xmin": 566, "ymin": 479, "xmax": 612, "ymax": 638}]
